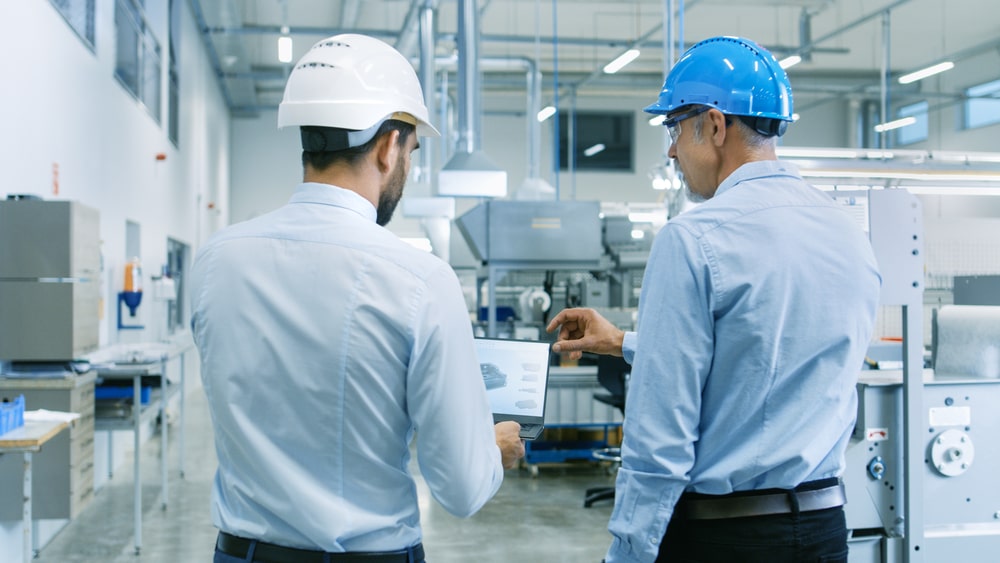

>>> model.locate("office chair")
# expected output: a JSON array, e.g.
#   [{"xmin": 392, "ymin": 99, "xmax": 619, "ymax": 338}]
[{"xmin": 584, "ymin": 355, "xmax": 629, "ymax": 508}]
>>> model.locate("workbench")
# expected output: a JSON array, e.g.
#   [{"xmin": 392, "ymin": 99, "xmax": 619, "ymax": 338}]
[
  {"xmin": 0, "ymin": 419, "xmax": 70, "ymax": 563},
  {"xmin": 88, "ymin": 339, "xmax": 192, "ymax": 555}
]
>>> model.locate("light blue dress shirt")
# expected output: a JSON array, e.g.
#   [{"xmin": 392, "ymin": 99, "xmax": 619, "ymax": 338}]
[
  {"xmin": 607, "ymin": 161, "xmax": 881, "ymax": 562},
  {"xmin": 190, "ymin": 183, "xmax": 504, "ymax": 552}
]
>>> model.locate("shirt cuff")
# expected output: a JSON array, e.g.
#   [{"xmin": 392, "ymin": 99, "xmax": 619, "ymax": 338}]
[{"xmin": 621, "ymin": 331, "xmax": 637, "ymax": 364}]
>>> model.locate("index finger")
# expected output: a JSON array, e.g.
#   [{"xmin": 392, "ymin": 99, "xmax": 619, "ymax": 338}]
[{"xmin": 545, "ymin": 309, "xmax": 576, "ymax": 333}]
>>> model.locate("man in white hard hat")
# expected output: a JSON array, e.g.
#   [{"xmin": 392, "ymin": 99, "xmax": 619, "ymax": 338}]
[{"xmin": 191, "ymin": 34, "xmax": 525, "ymax": 563}]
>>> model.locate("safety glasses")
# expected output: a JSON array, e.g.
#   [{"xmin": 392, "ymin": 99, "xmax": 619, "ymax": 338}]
[{"xmin": 663, "ymin": 106, "xmax": 710, "ymax": 145}]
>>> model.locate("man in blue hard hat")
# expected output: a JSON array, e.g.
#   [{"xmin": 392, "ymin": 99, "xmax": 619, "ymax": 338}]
[{"xmin": 547, "ymin": 36, "xmax": 881, "ymax": 563}]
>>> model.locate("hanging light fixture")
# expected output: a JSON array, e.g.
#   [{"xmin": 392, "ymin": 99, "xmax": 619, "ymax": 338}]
[
  {"xmin": 277, "ymin": 1, "xmax": 292, "ymax": 64},
  {"xmin": 603, "ymin": 49, "xmax": 640, "ymax": 74},
  {"xmin": 536, "ymin": 105, "xmax": 556, "ymax": 122},
  {"xmin": 898, "ymin": 61, "xmax": 954, "ymax": 84},
  {"xmin": 874, "ymin": 116, "xmax": 917, "ymax": 133},
  {"xmin": 779, "ymin": 55, "xmax": 802, "ymax": 69},
  {"xmin": 278, "ymin": 26, "xmax": 293, "ymax": 63}
]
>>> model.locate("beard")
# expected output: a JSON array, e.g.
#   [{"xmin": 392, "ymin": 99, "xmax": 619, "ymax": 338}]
[
  {"xmin": 375, "ymin": 153, "xmax": 408, "ymax": 226},
  {"xmin": 684, "ymin": 182, "xmax": 708, "ymax": 204}
]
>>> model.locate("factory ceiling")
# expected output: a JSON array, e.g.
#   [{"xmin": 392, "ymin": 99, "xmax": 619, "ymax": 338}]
[{"xmin": 190, "ymin": 0, "xmax": 1000, "ymax": 118}]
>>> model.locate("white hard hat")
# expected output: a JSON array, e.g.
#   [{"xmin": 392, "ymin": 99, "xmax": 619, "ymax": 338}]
[{"xmin": 278, "ymin": 33, "xmax": 440, "ymax": 142}]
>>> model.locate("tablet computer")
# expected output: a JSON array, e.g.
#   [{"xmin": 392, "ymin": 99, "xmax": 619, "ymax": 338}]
[{"xmin": 475, "ymin": 337, "xmax": 552, "ymax": 440}]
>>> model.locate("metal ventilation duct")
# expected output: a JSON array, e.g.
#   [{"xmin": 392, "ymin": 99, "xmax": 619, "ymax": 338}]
[{"xmin": 437, "ymin": 0, "xmax": 507, "ymax": 197}]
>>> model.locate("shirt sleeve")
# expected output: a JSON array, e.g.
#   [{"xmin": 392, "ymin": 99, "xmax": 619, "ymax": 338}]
[
  {"xmin": 406, "ymin": 263, "xmax": 504, "ymax": 518},
  {"xmin": 606, "ymin": 224, "xmax": 716, "ymax": 562},
  {"xmin": 621, "ymin": 331, "xmax": 637, "ymax": 364}
]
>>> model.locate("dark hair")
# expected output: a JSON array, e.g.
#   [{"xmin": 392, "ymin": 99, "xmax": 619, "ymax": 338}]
[{"xmin": 301, "ymin": 119, "xmax": 416, "ymax": 172}]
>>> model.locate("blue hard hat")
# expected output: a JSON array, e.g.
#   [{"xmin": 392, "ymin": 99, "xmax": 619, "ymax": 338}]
[{"xmin": 645, "ymin": 36, "xmax": 793, "ymax": 123}]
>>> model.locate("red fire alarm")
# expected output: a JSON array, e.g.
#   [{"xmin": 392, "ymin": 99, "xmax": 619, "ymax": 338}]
[{"xmin": 155, "ymin": 153, "xmax": 167, "ymax": 161}]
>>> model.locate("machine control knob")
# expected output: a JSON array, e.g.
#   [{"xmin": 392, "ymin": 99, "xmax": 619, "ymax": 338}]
[
  {"xmin": 868, "ymin": 456, "xmax": 886, "ymax": 480},
  {"xmin": 930, "ymin": 429, "xmax": 975, "ymax": 477}
]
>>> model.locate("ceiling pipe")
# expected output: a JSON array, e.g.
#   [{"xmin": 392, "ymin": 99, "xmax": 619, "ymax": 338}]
[
  {"xmin": 339, "ymin": 0, "xmax": 362, "ymax": 28},
  {"xmin": 879, "ymin": 11, "xmax": 891, "ymax": 151},
  {"xmin": 437, "ymin": 0, "xmax": 507, "ymax": 198},
  {"xmin": 417, "ymin": 0, "xmax": 439, "ymax": 186},
  {"xmin": 401, "ymin": 0, "xmax": 457, "ymax": 262},
  {"xmin": 799, "ymin": 9, "xmax": 813, "ymax": 63},
  {"xmin": 189, "ymin": 0, "xmax": 235, "ymax": 108},
  {"xmin": 787, "ymin": 0, "xmax": 912, "ymax": 60},
  {"xmin": 394, "ymin": 0, "xmax": 424, "ymax": 58},
  {"xmin": 456, "ymin": 0, "xmax": 480, "ymax": 156},
  {"xmin": 415, "ymin": 55, "xmax": 542, "ymax": 181}
]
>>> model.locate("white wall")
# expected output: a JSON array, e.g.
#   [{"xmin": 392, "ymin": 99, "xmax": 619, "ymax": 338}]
[
  {"xmin": 0, "ymin": 0, "xmax": 229, "ymax": 332},
  {"xmin": 0, "ymin": 0, "xmax": 227, "ymax": 555}
]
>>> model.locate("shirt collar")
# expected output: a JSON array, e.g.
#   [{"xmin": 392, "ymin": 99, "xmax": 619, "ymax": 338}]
[
  {"xmin": 288, "ymin": 182, "xmax": 377, "ymax": 223},
  {"xmin": 715, "ymin": 160, "xmax": 803, "ymax": 198}
]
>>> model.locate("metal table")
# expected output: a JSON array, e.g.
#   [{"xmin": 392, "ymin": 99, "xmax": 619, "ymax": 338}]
[
  {"xmin": 0, "ymin": 419, "xmax": 70, "ymax": 563},
  {"xmin": 90, "ymin": 340, "xmax": 191, "ymax": 555}
]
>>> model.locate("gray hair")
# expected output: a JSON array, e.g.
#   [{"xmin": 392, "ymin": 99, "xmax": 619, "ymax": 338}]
[{"xmin": 692, "ymin": 113, "xmax": 777, "ymax": 149}]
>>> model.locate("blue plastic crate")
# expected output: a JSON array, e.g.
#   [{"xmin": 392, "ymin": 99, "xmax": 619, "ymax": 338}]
[
  {"xmin": 0, "ymin": 394, "xmax": 25, "ymax": 436},
  {"xmin": 95, "ymin": 385, "xmax": 151, "ymax": 404}
]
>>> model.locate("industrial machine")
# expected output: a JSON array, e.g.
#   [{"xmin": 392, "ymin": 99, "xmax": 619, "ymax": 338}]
[
  {"xmin": 455, "ymin": 199, "xmax": 651, "ymax": 338},
  {"xmin": 0, "ymin": 197, "xmax": 100, "ymax": 362},
  {"xmin": 842, "ymin": 189, "xmax": 1000, "ymax": 562}
]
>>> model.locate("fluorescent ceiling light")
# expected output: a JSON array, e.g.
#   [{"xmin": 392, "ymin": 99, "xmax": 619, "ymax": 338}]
[
  {"xmin": 278, "ymin": 34, "xmax": 293, "ymax": 63},
  {"xmin": 874, "ymin": 116, "xmax": 916, "ymax": 133},
  {"xmin": 536, "ymin": 105, "xmax": 556, "ymax": 122},
  {"xmin": 649, "ymin": 115, "xmax": 666, "ymax": 126},
  {"xmin": 791, "ymin": 113, "xmax": 800, "ymax": 122},
  {"xmin": 930, "ymin": 151, "xmax": 1000, "ymax": 164},
  {"xmin": 628, "ymin": 212, "xmax": 658, "ymax": 223},
  {"xmin": 905, "ymin": 186, "xmax": 1000, "ymax": 196},
  {"xmin": 898, "ymin": 61, "xmax": 954, "ymax": 84},
  {"xmin": 864, "ymin": 150, "xmax": 895, "ymax": 159},
  {"xmin": 779, "ymin": 55, "xmax": 802, "ymax": 69},
  {"xmin": 603, "ymin": 49, "xmax": 640, "ymax": 74},
  {"xmin": 799, "ymin": 169, "xmax": 1000, "ymax": 183},
  {"xmin": 583, "ymin": 143, "xmax": 606, "ymax": 157},
  {"xmin": 777, "ymin": 147, "xmax": 860, "ymax": 159},
  {"xmin": 400, "ymin": 237, "xmax": 433, "ymax": 252},
  {"xmin": 631, "ymin": 229, "xmax": 645, "ymax": 240}
]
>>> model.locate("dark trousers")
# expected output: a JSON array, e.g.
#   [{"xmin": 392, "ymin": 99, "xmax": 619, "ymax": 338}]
[
  {"xmin": 213, "ymin": 538, "xmax": 426, "ymax": 563},
  {"xmin": 214, "ymin": 549, "xmax": 427, "ymax": 563},
  {"xmin": 656, "ymin": 505, "xmax": 848, "ymax": 563}
]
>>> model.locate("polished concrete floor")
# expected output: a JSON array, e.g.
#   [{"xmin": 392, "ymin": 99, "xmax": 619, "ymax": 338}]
[{"xmin": 35, "ymin": 389, "xmax": 616, "ymax": 562}]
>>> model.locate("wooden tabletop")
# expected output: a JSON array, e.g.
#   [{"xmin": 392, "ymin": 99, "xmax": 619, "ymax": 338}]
[{"xmin": 0, "ymin": 420, "xmax": 69, "ymax": 451}]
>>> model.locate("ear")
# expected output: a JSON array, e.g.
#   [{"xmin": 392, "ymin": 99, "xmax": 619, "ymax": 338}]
[
  {"xmin": 707, "ymin": 110, "xmax": 728, "ymax": 147},
  {"xmin": 374, "ymin": 130, "xmax": 401, "ymax": 174}
]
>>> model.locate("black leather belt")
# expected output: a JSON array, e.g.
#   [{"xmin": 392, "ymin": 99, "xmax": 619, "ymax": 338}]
[
  {"xmin": 678, "ymin": 482, "xmax": 846, "ymax": 520},
  {"xmin": 216, "ymin": 532, "xmax": 425, "ymax": 563}
]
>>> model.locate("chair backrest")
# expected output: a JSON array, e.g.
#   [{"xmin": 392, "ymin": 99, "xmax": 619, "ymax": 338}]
[{"xmin": 595, "ymin": 355, "xmax": 630, "ymax": 412}]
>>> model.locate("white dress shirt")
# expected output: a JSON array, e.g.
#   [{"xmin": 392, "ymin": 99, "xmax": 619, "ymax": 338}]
[{"xmin": 191, "ymin": 182, "xmax": 504, "ymax": 552}]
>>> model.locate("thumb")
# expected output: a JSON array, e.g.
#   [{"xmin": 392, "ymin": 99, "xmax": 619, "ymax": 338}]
[{"xmin": 553, "ymin": 338, "xmax": 590, "ymax": 353}]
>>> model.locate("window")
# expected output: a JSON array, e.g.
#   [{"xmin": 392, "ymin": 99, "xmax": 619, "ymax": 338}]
[
  {"xmin": 559, "ymin": 111, "xmax": 634, "ymax": 172},
  {"xmin": 115, "ymin": 0, "xmax": 162, "ymax": 123},
  {"xmin": 166, "ymin": 238, "xmax": 189, "ymax": 334},
  {"xmin": 49, "ymin": 0, "xmax": 96, "ymax": 50},
  {"xmin": 964, "ymin": 78, "xmax": 1000, "ymax": 130},
  {"xmin": 895, "ymin": 101, "xmax": 928, "ymax": 145},
  {"xmin": 167, "ymin": 0, "xmax": 180, "ymax": 146}
]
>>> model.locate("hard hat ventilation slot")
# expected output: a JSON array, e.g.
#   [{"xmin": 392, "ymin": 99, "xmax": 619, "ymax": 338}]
[
  {"xmin": 315, "ymin": 40, "xmax": 350, "ymax": 50},
  {"xmin": 297, "ymin": 62, "xmax": 336, "ymax": 71}
]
